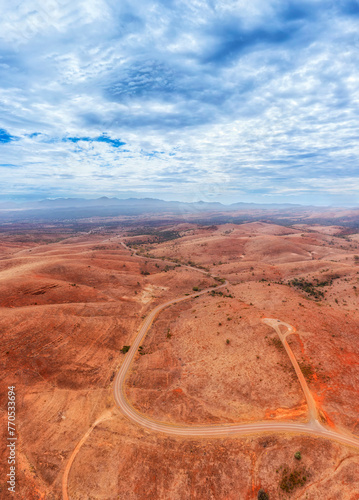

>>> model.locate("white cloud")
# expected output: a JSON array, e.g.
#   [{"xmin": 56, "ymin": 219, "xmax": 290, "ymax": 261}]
[{"xmin": 0, "ymin": 0, "xmax": 359, "ymax": 204}]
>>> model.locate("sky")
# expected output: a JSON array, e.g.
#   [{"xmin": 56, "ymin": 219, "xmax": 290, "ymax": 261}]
[{"xmin": 0, "ymin": 0, "xmax": 359, "ymax": 206}]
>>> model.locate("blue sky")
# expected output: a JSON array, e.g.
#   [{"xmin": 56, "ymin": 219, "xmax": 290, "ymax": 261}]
[{"xmin": 1, "ymin": 0, "xmax": 359, "ymax": 205}]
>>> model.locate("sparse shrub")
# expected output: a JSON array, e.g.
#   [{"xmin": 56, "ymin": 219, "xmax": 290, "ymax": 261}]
[
  {"xmin": 226, "ymin": 339, "xmax": 230, "ymax": 344},
  {"xmin": 298, "ymin": 362, "xmax": 314, "ymax": 380},
  {"xmin": 257, "ymin": 489, "xmax": 269, "ymax": 500},
  {"xmin": 120, "ymin": 345, "xmax": 130, "ymax": 354},
  {"xmin": 294, "ymin": 451, "xmax": 302, "ymax": 460},
  {"xmin": 268, "ymin": 337, "xmax": 283, "ymax": 351},
  {"xmin": 192, "ymin": 286, "xmax": 199, "ymax": 291},
  {"xmin": 287, "ymin": 277, "xmax": 327, "ymax": 300},
  {"xmin": 280, "ymin": 467, "xmax": 307, "ymax": 492}
]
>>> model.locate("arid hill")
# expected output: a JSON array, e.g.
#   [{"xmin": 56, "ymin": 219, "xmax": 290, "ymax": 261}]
[{"xmin": 1, "ymin": 219, "xmax": 359, "ymax": 499}]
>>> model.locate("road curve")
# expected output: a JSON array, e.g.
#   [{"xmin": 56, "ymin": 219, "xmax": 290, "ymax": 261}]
[
  {"xmin": 262, "ymin": 318, "xmax": 318, "ymax": 422},
  {"xmin": 62, "ymin": 409, "xmax": 114, "ymax": 500},
  {"xmin": 113, "ymin": 316, "xmax": 359, "ymax": 448},
  {"xmin": 114, "ymin": 243, "xmax": 359, "ymax": 450}
]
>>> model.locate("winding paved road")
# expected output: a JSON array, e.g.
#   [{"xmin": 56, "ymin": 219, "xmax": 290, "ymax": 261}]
[
  {"xmin": 113, "ymin": 307, "xmax": 359, "ymax": 447},
  {"xmin": 113, "ymin": 241, "xmax": 359, "ymax": 449}
]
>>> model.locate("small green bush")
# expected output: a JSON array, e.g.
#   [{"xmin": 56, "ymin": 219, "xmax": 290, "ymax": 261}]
[{"xmin": 257, "ymin": 489, "xmax": 269, "ymax": 500}]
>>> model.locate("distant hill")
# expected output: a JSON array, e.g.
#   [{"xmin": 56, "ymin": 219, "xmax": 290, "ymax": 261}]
[
  {"xmin": 16, "ymin": 196, "xmax": 308, "ymax": 212},
  {"xmin": 0, "ymin": 196, "xmax": 357, "ymax": 227}
]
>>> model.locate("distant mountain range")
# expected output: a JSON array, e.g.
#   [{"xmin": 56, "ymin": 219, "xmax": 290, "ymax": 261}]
[
  {"xmin": 0, "ymin": 196, "xmax": 358, "ymax": 226},
  {"xmin": 0, "ymin": 196, "xmax": 308, "ymax": 213}
]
